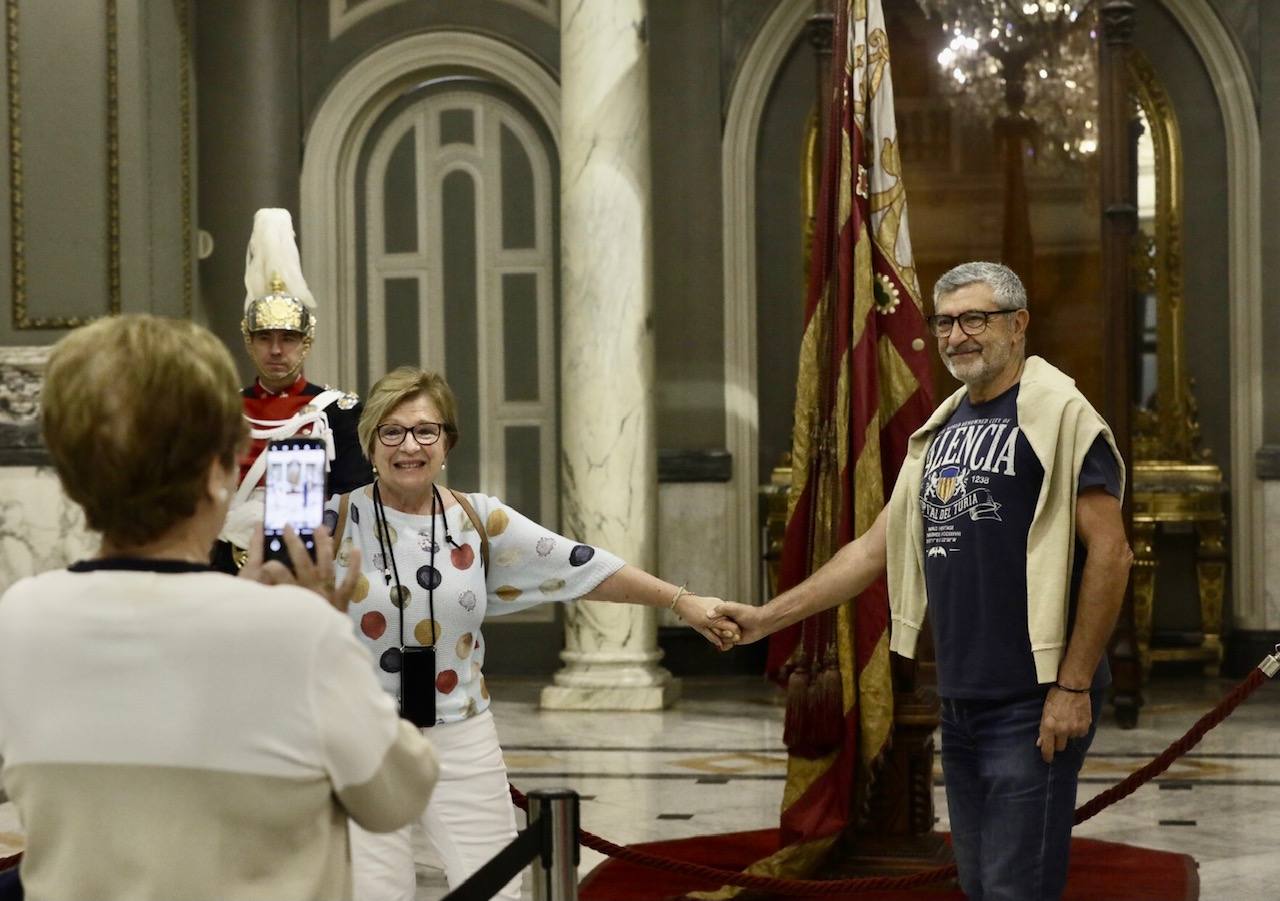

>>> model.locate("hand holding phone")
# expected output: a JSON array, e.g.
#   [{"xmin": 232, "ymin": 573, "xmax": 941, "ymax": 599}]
[
  {"xmin": 240, "ymin": 521, "xmax": 362, "ymax": 613},
  {"xmin": 263, "ymin": 438, "xmax": 328, "ymax": 569}
]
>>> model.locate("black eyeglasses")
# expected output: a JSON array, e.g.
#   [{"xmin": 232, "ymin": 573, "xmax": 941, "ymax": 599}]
[
  {"xmin": 926, "ymin": 309, "xmax": 1017, "ymax": 338},
  {"xmin": 376, "ymin": 422, "xmax": 448, "ymax": 447}
]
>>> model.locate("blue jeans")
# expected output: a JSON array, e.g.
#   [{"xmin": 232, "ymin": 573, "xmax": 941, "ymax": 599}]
[{"xmin": 939, "ymin": 689, "xmax": 1102, "ymax": 901}]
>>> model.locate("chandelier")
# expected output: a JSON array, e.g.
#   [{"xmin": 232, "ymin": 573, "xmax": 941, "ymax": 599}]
[{"xmin": 916, "ymin": 0, "xmax": 1098, "ymax": 160}]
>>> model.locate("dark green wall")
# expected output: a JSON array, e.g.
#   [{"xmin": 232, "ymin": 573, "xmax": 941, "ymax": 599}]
[
  {"xmin": 1258, "ymin": 2, "xmax": 1280, "ymax": 445},
  {"xmin": 650, "ymin": 1, "xmax": 727, "ymax": 449},
  {"xmin": 195, "ymin": 1, "xmax": 301, "ymax": 381},
  {"xmin": 754, "ymin": 38, "xmax": 812, "ymax": 484},
  {"xmin": 0, "ymin": 0, "xmax": 192, "ymax": 346}
]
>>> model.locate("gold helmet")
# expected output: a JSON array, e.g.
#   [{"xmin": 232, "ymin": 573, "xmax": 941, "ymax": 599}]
[{"xmin": 241, "ymin": 208, "xmax": 316, "ymax": 345}]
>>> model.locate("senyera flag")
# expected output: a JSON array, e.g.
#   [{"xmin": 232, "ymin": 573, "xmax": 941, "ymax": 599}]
[{"xmin": 698, "ymin": 0, "xmax": 935, "ymax": 894}]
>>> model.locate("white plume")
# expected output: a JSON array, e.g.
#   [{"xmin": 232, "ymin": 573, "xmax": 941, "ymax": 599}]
[{"xmin": 242, "ymin": 209, "xmax": 315, "ymax": 312}]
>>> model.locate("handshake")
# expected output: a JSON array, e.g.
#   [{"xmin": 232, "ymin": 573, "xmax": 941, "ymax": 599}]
[{"xmin": 675, "ymin": 594, "xmax": 772, "ymax": 652}]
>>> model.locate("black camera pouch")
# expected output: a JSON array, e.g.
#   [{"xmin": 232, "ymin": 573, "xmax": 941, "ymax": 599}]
[{"xmin": 400, "ymin": 645, "xmax": 436, "ymax": 728}]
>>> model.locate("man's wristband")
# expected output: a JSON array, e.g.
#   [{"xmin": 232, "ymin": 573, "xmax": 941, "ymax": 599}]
[{"xmin": 1054, "ymin": 682, "xmax": 1090, "ymax": 694}]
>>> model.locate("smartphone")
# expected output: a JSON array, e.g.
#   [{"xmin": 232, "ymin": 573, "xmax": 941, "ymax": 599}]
[
  {"xmin": 400, "ymin": 646, "xmax": 437, "ymax": 728},
  {"xmin": 262, "ymin": 437, "xmax": 328, "ymax": 568}
]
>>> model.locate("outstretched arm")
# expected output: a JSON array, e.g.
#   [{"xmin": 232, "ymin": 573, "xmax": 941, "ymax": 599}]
[
  {"xmin": 715, "ymin": 506, "xmax": 890, "ymax": 644},
  {"xmin": 586, "ymin": 565, "xmax": 740, "ymax": 650}
]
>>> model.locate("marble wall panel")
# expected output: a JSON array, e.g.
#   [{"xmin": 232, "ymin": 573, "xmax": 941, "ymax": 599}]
[
  {"xmin": 0, "ymin": 346, "xmax": 98, "ymax": 591},
  {"xmin": 0, "ymin": 467, "xmax": 96, "ymax": 594},
  {"xmin": 0, "ymin": 346, "xmax": 45, "ymax": 425},
  {"xmin": 1263, "ymin": 480, "xmax": 1280, "ymax": 628},
  {"xmin": 656, "ymin": 481, "xmax": 734, "ymax": 625}
]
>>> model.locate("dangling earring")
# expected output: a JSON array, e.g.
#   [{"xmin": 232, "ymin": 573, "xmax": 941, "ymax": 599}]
[
  {"xmin": 372, "ymin": 465, "xmax": 378, "ymax": 476},
  {"xmin": 441, "ymin": 462, "xmax": 447, "ymax": 471}
]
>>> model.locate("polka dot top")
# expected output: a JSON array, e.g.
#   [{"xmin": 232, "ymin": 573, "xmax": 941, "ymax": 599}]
[{"xmin": 326, "ymin": 487, "xmax": 624, "ymax": 724}]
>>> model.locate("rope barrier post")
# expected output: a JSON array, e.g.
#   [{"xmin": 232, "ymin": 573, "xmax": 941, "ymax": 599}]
[
  {"xmin": 528, "ymin": 788, "xmax": 579, "ymax": 901},
  {"xmin": 1261, "ymin": 644, "xmax": 1280, "ymax": 678}
]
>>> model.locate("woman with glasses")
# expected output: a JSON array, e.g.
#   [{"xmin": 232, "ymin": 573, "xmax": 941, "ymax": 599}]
[{"xmin": 327, "ymin": 366, "xmax": 737, "ymax": 901}]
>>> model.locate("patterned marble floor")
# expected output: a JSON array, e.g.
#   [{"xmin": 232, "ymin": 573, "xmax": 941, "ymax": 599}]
[
  {"xmin": 1, "ymin": 672, "xmax": 1276, "ymax": 899},
  {"xmin": 470, "ymin": 672, "xmax": 1280, "ymax": 900}
]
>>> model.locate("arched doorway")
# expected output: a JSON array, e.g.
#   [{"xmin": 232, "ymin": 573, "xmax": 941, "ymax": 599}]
[{"xmin": 301, "ymin": 33, "xmax": 561, "ymax": 522}]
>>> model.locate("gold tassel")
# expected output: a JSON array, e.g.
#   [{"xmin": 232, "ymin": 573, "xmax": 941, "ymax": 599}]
[
  {"xmin": 811, "ymin": 644, "xmax": 844, "ymax": 752},
  {"xmin": 783, "ymin": 624, "xmax": 844, "ymax": 759},
  {"xmin": 783, "ymin": 662, "xmax": 811, "ymax": 751}
]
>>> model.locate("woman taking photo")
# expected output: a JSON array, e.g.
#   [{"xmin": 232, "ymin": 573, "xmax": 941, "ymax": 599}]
[
  {"xmin": 0, "ymin": 316, "xmax": 438, "ymax": 901},
  {"xmin": 330, "ymin": 366, "xmax": 736, "ymax": 901}
]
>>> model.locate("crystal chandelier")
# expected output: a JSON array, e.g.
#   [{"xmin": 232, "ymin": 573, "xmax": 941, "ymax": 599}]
[{"xmin": 916, "ymin": 0, "xmax": 1098, "ymax": 160}]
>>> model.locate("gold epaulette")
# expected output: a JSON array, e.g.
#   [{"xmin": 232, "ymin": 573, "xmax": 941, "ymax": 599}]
[{"xmin": 322, "ymin": 385, "xmax": 361, "ymax": 410}]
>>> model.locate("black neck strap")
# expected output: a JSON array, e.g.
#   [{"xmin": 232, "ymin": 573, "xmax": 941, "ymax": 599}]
[{"xmin": 372, "ymin": 481, "xmax": 449, "ymax": 649}]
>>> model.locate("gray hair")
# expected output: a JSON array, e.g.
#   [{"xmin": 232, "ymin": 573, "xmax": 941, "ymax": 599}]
[{"xmin": 932, "ymin": 261, "xmax": 1028, "ymax": 310}]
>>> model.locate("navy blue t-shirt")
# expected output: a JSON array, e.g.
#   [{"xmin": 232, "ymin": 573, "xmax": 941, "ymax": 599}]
[{"xmin": 920, "ymin": 383, "xmax": 1121, "ymax": 700}]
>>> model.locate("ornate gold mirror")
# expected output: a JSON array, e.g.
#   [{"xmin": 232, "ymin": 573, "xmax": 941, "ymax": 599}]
[
  {"xmin": 1127, "ymin": 50, "xmax": 1227, "ymax": 679},
  {"xmin": 1130, "ymin": 51, "xmax": 1199, "ymax": 462}
]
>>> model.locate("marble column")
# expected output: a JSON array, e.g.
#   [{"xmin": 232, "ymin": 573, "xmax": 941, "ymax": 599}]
[
  {"xmin": 0, "ymin": 347, "xmax": 97, "ymax": 594},
  {"xmin": 541, "ymin": 0, "xmax": 678, "ymax": 711}
]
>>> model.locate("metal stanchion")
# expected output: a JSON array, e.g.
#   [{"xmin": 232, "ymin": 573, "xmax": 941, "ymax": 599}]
[{"xmin": 529, "ymin": 788, "xmax": 579, "ymax": 901}]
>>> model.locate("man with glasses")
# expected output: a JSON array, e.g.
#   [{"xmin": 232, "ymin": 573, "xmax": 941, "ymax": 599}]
[
  {"xmin": 214, "ymin": 209, "xmax": 372, "ymax": 573},
  {"xmin": 716, "ymin": 261, "xmax": 1132, "ymax": 900}
]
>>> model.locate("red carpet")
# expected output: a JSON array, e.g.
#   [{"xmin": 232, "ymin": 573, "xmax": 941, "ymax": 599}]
[{"xmin": 580, "ymin": 829, "xmax": 1198, "ymax": 901}]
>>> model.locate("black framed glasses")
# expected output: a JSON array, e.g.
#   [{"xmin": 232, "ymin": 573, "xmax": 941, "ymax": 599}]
[
  {"xmin": 926, "ymin": 309, "xmax": 1016, "ymax": 338},
  {"xmin": 376, "ymin": 421, "xmax": 447, "ymax": 447}
]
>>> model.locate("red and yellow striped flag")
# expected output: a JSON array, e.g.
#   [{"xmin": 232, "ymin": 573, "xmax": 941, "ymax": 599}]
[{"xmin": 704, "ymin": 1, "xmax": 935, "ymax": 892}]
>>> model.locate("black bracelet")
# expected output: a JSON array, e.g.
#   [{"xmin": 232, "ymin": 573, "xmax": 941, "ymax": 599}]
[{"xmin": 1054, "ymin": 682, "xmax": 1090, "ymax": 694}]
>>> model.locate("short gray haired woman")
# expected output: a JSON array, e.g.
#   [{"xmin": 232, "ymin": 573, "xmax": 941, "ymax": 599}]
[
  {"xmin": 330, "ymin": 366, "xmax": 737, "ymax": 901},
  {"xmin": 0, "ymin": 315, "xmax": 438, "ymax": 901}
]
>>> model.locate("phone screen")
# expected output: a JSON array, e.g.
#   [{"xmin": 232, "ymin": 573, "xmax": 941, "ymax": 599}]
[{"xmin": 263, "ymin": 438, "xmax": 327, "ymax": 563}]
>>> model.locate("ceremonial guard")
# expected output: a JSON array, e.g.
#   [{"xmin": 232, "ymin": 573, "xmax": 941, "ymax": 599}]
[{"xmin": 214, "ymin": 208, "xmax": 371, "ymax": 572}]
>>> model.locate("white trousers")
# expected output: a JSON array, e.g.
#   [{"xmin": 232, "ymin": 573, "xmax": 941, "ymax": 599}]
[{"xmin": 349, "ymin": 709, "xmax": 521, "ymax": 901}]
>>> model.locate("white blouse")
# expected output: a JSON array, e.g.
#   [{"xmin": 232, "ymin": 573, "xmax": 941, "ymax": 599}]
[{"xmin": 326, "ymin": 487, "xmax": 624, "ymax": 724}]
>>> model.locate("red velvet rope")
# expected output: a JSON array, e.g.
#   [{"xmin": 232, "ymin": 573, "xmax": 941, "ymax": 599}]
[
  {"xmin": 1072, "ymin": 667, "xmax": 1266, "ymax": 824},
  {"xmin": 509, "ymin": 666, "xmax": 1271, "ymax": 897}
]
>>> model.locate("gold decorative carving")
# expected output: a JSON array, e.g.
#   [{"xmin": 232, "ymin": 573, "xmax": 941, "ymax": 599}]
[
  {"xmin": 1131, "ymin": 230, "xmax": 1156, "ymax": 294},
  {"xmin": 7, "ymin": 0, "xmax": 25, "ymax": 326},
  {"xmin": 1129, "ymin": 519, "xmax": 1157, "ymax": 674},
  {"xmin": 761, "ymin": 456, "xmax": 792, "ymax": 599},
  {"xmin": 9, "ymin": 0, "xmax": 122, "ymax": 330},
  {"xmin": 1130, "ymin": 50, "xmax": 1198, "ymax": 462},
  {"xmin": 1132, "ymin": 463, "xmax": 1227, "ymax": 677},
  {"xmin": 1128, "ymin": 51, "xmax": 1228, "ymax": 680},
  {"xmin": 106, "ymin": 0, "xmax": 119, "ymax": 313},
  {"xmin": 802, "ymin": 107, "xmax": 818, "ymax": 286},
  {"xmin": 175, "ymin": 0, "xmax": 192, "ymax": 315}
]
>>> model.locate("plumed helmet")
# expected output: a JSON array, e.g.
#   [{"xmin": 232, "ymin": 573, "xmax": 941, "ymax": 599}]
[{"xmin": 241, "ymin": 209, "xmax": 316, "ymax": 342}]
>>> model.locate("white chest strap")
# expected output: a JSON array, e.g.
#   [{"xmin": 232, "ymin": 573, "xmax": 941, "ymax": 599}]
[{"xmin": 234, "ymin": 389, "xmax": 347, "ymax": 505}]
